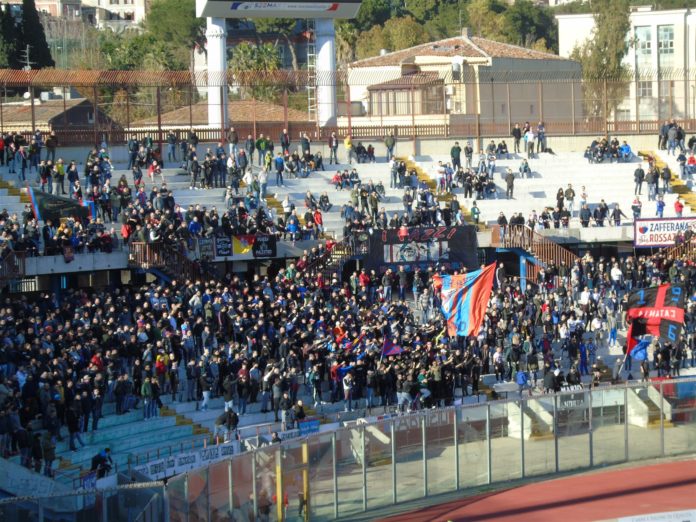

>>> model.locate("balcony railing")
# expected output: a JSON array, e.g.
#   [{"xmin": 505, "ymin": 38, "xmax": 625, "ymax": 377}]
[
  {"xmin": 128, "ymin": 242, "xmax": 201, "ymax": 282},
  {"xmin": 0, "ymin": 250, "xmax": 26, "ymax": 284}
]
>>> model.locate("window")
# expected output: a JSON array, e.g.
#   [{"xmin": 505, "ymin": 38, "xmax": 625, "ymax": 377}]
[
  {"xmin": 638, "ymin": 81, "xmax": 652, "ymax": 98},
  {"xmin": 109, "ymin": 0, "xmax": 119, "ymax": 4},
  {"xmin": 634, "ymin": 26, "xmax": 651, "ymax": 61},
  {"xmin": 658, "ymin": 25, "xmax": 674, "ymax": 55}
]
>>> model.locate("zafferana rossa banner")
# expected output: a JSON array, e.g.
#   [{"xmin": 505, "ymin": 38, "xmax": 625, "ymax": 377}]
[
  {"xmin": 634, "ymin": 217, "xmax": 696, "ymax": 247},
  {"xmin": 362, "ymin": 226, "xmax": 479, "ymax": 273}
]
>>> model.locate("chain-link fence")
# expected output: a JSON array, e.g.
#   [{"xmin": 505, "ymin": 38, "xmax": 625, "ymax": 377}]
[{"xmin": 0, "ymin": 69, "xmax": 695, "ymax": 151}]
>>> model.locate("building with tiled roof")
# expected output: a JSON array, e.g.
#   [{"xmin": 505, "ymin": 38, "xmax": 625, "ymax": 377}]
[
  {"xmin": 132, "ymin": 100, "xmax": 311, "ymax": 126},
  {"xmin": 0, "ymin": 98, "xmax": 117, "ymax": 132},
  {"xmin": 343, "ymin": 29, "xmax": 582, "ymax": 132}
]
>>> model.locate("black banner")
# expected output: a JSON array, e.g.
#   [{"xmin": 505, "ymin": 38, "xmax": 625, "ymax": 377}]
[
  {"xmin": 253, "ymin": 234, "xmax": 277, "ymax": 258},
  {"xmin": 626, "ymin": 284, "xmax": 686, "ymax": 348},
  {"xmin": 197, "ymin": 237, "xmax": 214, "ymax": 260},
  {"xmin": 31, "ymin": 188, "xmax": 89, "ymax": 223},
  {"xmin": 362, "ymin": 226, "xmax": 479, "ymax": 273},
  {"xmin": 215, "ymin": 236, "xmax": 232, "ymax": 257}
]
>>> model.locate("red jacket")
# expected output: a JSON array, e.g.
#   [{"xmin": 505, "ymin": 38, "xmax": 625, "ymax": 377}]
[{"xmin": 359, "ymin": 272, "xmax": 370, "ymax": 287}]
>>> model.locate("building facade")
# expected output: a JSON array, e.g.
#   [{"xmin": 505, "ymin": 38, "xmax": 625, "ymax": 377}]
[
  {"xmin": 556, "ymin": 6, "xmax": 696, "ymax": 122},
  {"xmin": 342, "ymin": 30, "xmax": 581, "ymax": 132},
  {"xmin": 81, "ymin": 0, "xmax": 147, "ymax": 31}
]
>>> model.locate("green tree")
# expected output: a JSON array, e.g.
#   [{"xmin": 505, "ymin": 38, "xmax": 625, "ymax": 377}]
[
  {"xmin": 21, "ymin": 0, "xmax": 54, "ymax": 68},
  {"xmin": 144, "ymin": 0, "xmax": 204, "ymax": 69},
  {"xmin": 423, "ymin": 0, "xmax": 469, "ymax": 40},
  {"xmin": 355, "ymin": 25, "xmax": 389, "ymax": 60},
  {"xmin": 384, "ymin": 16, "xmax": 429, "ymax": 51},
  {"xmin": 0, "ymin": 5, "xmax": 21, "ymax": 68},
  {"xmin": 467, "ymin": 0, "xmax": 507, "ymax": 40},
  {"xmin": 228, "ymin": 42, "xmax": 281, "ymax": 102},
  {"xmin": 405, "ymin": 0, "xmax": 439, "ymax": 23},
  {"xmin": 355, "ymin": 0, "xmax": 392, "ymax": 32},
  {"xmin": 504, "ymin": 0, "xmax": 557, "ymax": 51},
  {"xmin": 336, "ymin": 20, "xmax": 359, "ymax": 66},
  {"xmin": 570, "ymin": 0, "xmax": 632, "ymax": 121},
  {"xmin": 253, "ymin": 18, "xmax": 299, "ymax": 71},
  {"xmin": 355, "ymin": 16, "xmax": 430, "ymax": 60}
]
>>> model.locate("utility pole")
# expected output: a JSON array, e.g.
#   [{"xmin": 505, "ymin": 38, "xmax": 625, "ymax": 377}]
[{"xmin": 20, "ymin": 45, "xmax": 35, "ymax": 71}]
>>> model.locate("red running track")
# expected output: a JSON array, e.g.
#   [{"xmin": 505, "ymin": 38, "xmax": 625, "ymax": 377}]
[{"xmin": 378, "ymin": 459, "xmax": 696, "ymax": 522}]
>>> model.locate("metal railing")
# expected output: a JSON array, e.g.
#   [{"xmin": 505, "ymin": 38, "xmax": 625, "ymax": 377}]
[
  {"xmin": 665, "ymin": 237, "xmax": 696, "ymax": 260},
  {"xmin": 128, "ymin": 241, "xmax": 201, "ymax": 282},
  {"xmin": 127, "ymin": 434, "xmax": 213, "ymax": 470},
  {"xmin": 491, "ymin": 224, "xmax": 579, "ymax": 276},
  {"xmin": 0, "ymin": 249, "xmax": 26, "ymax": 283},
  {"xmin": 3, "ymin": 376, "xmax": 695, "ymax": 521}
]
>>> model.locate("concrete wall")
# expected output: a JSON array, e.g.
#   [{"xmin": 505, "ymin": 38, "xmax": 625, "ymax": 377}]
[{"xmin": 25, "ymin": 251, "xmax": 129, "ymax": 276}]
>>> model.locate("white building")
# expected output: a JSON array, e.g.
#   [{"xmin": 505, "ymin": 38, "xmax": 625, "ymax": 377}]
[
  {"xmin": 556, "ymin": 6, "xmax": 696, "ymax": 122},
  {"xmin": 81, "ymin": 0, "xmax": 147, "ymax": 32}
]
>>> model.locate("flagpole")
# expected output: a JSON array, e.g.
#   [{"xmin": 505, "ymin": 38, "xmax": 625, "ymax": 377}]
[{"xmin": 617, "ymin": 352, "xmax": 628, "ymax": 380}]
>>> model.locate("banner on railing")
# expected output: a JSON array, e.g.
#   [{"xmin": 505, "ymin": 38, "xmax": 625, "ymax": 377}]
[
  {"xmin": 232, "ymin": 235, "xmax": 255, "ymax": 255},
  {"xmin": 252, "ymin": 234, "xmax": 277, "ymax": 258},
  {"xmin": 131, "ymin": 440, "xmax": 241, "ymax": 481},
  {"xmin": 207, "ymin": 234, "xmax": 278, "ymax": 259},
  {"xmin": 363, "ymin": 226, "xmax": 479, "ymax": 273},
  {"xmin": 197, "ymin": 237, "xmax": 214, "ymax": 260},
  {"xmin": 214, "ymin": 236, "xmax": 232, "ymax": 257},
  {"xmin": 634, "ymin": 217, "xmax": 696, "ymax": 247}
]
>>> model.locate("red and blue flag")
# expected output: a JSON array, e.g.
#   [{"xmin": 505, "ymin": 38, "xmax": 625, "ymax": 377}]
[
  {"xmin": 382, "ymin": 339, "xmax": 404, "ymax": 356},
  {"xmin": 433, "ymin": 263, "xmax": 496, "ymax": 338}
]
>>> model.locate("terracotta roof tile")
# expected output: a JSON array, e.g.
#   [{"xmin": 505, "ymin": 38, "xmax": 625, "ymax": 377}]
[
  {"xmin": 367, "ymin": 72, "xmax": 443, "ymax": 91},
  {"xmin": 0, "ymin": 98, "xmax": 87, "ymax": 127},
  {"xmin": 350, "ymin": 35, "xmax": 568, "ymax": 68},
  {"xmin": 133, "ymin": 99, "xmax": 310, "ymax": 126}
]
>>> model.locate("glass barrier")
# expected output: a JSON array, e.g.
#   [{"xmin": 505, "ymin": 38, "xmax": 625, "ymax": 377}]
[
  {"xmin": 4, "ymin": 377, "xmax": 696, "ymax": 522},
  {"xmin": 457, "ymin": 404, "xmax": 490, "ymax": 488}
]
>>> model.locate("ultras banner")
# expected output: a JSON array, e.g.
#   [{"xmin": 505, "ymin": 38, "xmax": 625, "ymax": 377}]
[{"xmin": 362, "ymin": 225, "xmax": 479, "ymax": 273}]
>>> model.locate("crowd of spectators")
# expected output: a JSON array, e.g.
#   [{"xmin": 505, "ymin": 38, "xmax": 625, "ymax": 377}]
[{"xmin": 2, "ymin": 227, "xmax": 696, "ymax": 476}]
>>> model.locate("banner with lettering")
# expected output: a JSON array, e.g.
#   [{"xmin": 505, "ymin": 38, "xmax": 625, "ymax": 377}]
[
  {"xmin": 634, "ymin": 217, "xmax": 696, "ymax": 247},
  {"xmin": 363, "ymin": 225, "xmax": 479, "ymax": 273},
  {"xmin": 132, "ymin": 440, "xmax": 241, "ymax": 481},
  {"xmin": 252, "ymin": 234, "xmax": 277, "ymax": 258}
]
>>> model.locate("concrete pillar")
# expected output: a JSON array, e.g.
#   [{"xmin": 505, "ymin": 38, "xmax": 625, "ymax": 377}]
[
  {"xmin": 206, "ymin": 17, "xmax": 228, "ymax": 128},
  {"xmin": 315, "ymin": 18, "xmax": 336, "ymax": 127}
]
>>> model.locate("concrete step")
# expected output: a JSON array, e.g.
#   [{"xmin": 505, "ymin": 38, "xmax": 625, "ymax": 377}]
[
  {"xmin": 54, "ymin": 416, "xmax": 179, "ymax": 454},
  {"xmin": 57, "ymin": 423, "xmax": 196, "ymax": 467}
]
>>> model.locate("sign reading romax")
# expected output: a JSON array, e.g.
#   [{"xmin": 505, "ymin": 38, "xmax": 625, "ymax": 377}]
[{"xmin": 634, "ymin": 217, "xmax": 696, "ymax": 247}]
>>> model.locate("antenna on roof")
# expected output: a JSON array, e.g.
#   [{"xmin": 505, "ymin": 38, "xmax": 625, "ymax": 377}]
[{"xmin": 20, "ymin": 45, "xmax": 35, "ymax": 71}]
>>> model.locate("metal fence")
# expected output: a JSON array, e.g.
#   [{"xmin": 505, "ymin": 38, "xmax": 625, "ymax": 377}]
[
  {"xmin": 2, "ymin": 376, "xmax": 695, "ymax": 521},
  {"xmin": 1, "ymin": 69, "xmax": 695, "ymax": 152}
]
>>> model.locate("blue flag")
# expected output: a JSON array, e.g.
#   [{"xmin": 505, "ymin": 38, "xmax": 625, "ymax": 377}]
[{"xmin": 631, "ymin": 338, "xmax": 650, "ymax": 361}]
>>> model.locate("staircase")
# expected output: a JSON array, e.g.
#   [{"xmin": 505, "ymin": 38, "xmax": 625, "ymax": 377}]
[
  {"xmin": 665, "ymin": 237, "xmax": 696, "ymax": 260},
  {"xmin": 128, "ymin": 241, "xmax": 202, "ymax": 282},
  {"xmin": 643, "ymin": 150, "xmax": 696, "ymax": 214},
  {"xmin": 400, "ymin": 157, "xmax": 477, "ymax": 226},
  {"xmin": 491, "ymin": 224, "xmax": 579, "ymax": 283},
  {"xmin": 304, "ymin": 235, "xmax": 366, "ymax": 282}
]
